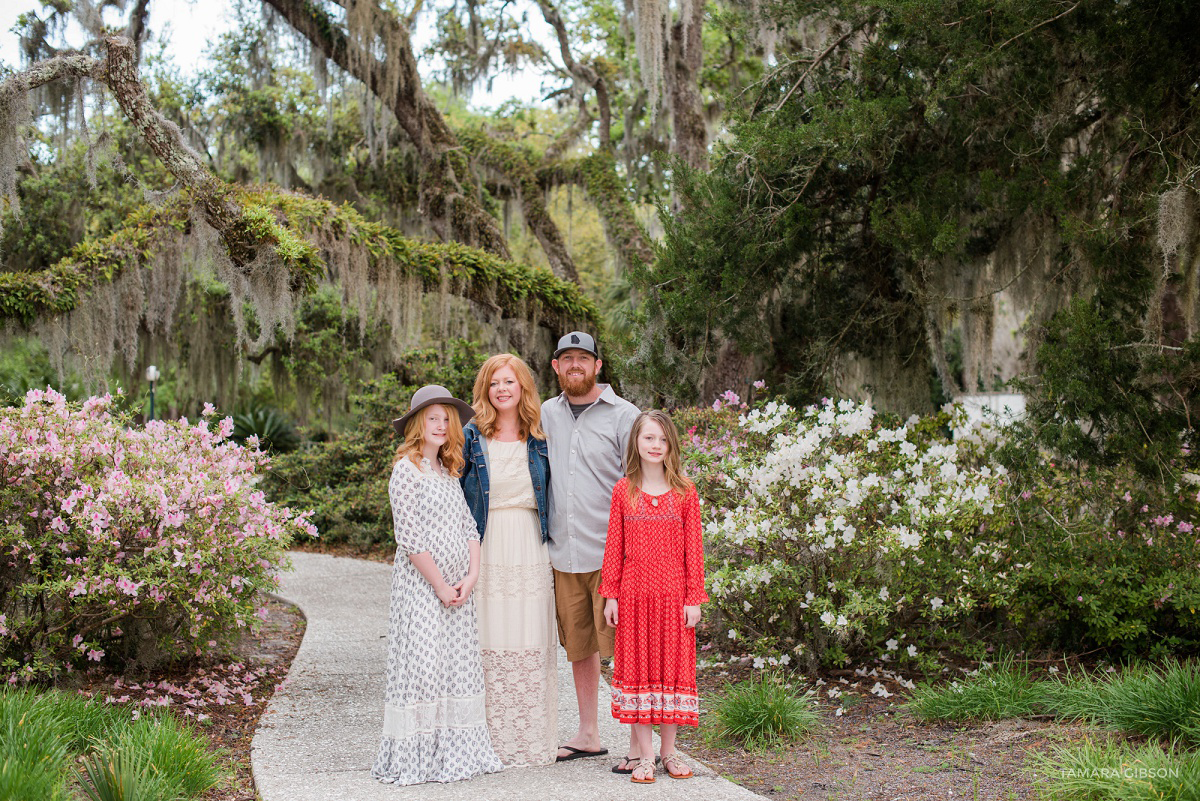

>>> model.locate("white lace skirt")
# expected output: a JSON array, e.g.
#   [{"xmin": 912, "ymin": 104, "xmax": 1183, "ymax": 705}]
[{"xmin": 477, "ymin": 507, "xmax": 559, "ymax": 767}]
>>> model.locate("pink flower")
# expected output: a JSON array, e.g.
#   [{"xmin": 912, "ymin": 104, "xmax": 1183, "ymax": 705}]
[
  {"xmin": 86, "ymin": 649, "xmax": 105, "ymax": 662},
  {"xmin": 116, "ymin": 578, "xmax": 141, "ymax": 597},
  {"xmin": 753, "ymin": 380, "xmax": 766, "ymax": 389}
]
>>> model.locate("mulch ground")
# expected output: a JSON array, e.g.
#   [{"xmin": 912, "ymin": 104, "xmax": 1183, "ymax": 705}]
[{"xmin": 675, "ymin": 660, "xmax": 1075, "ymax": 800}]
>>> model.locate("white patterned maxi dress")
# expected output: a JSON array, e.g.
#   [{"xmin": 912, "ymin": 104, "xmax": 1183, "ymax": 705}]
[
  {"xmin": 371, "ymin": 456, "xmax": 504, "ymax": 785},
  {"xmin": 477, "ymin": 438, "xmax": 558, "ymax": 766}
]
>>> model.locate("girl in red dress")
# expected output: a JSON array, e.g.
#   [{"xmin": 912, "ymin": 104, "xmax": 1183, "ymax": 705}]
[{"xmin": 600, "ymin": 409, "xmax": 708, "ymax": 784}]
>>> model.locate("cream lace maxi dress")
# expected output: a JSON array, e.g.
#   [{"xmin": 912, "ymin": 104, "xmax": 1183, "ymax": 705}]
[
  {"xmin": 371, "ymin": 456, "xmax": 504, "ymax": 785},
  {"xmin": 476, "ymin": 438, "xmax": 559, "ymax": 766}
]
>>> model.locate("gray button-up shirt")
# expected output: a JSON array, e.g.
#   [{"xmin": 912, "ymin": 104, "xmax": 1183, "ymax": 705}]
[{"xmin": 542, "ymin": 384, "xmax": 640, "ymax": 574}]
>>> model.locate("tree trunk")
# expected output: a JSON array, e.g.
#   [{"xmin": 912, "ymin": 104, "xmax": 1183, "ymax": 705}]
[
  {"xmin": 667, "ymin": 0, "xmax": 708, "ymax": 172},
  {"xmin": 261, "ymin": 0, "xmax": 511, "ymax": 259}
]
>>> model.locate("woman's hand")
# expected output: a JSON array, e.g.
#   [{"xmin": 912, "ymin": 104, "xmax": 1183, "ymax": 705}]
[
  {"xmin": 682, "ymin": 604, "xmax": 701, "ymax": 628},
  {"xmin": 604, "ymin": 598, "xmax": 619, "ymax": 627}
]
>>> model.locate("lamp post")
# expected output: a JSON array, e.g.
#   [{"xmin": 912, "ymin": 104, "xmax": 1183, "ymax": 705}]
[{"xmin": 146, "ymin": 365, "xmax": 160, "ymax": 422}]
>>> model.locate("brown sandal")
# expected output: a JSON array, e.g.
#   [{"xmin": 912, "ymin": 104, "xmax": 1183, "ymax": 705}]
[
  {"xmin": 662, "ymin": 752, "xmax": 693, "ymax": 780},
  {"xmin": 630, "ymin": 757, "xmax": 656, "ymax": 784}
]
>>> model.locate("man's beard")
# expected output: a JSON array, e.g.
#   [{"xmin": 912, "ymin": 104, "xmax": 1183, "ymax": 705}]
[{"xmin": 558, "ymin": 369, "xmax": 597, "ymax": 397}]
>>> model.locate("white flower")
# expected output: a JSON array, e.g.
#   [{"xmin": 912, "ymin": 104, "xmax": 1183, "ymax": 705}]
[
  {"xmin": 743, "ymin": 600, "xmax": 752, "ymax": 612},
  {"xmin": 779, "ymin": 654, "xmax": 791, "ymax": 665},
  {"xmin": 900, "ymin": 441, "xmax": 917, "ymax": 457},
  {"xmin": 835, "ymin": 707, "xmax": 844, "ymax": 717},
  {"xmin": 727, "ymin": 629, "xmax": 738, "ymax": 639},
  {"xmin": 820, "ymin": 612, "xmax": 836, "ymax": 626},
  {"xmin": 879, "ymin": 586, "xmax": 890, "ymax": 601},
  {"xmin": 930, "ymin": 597, "xmax": 944, "ymax": 610},
  {"xmin": 907, "ymin": 645, "xmax": 918, "ymax": 657},
  {"xmin": 886, "ymin": 638, "xmax": 899, "ymax": 651},
  {"xmin": 870, "ymin": 682, "xmax": 893, "ymax": 698},
  {"xmin": 836, "ymin": 615, "xmax": 848, "ymax": 626},
  {"xmin": 753, "ymin": 656, "xmax": 766, "ymax": 669}
]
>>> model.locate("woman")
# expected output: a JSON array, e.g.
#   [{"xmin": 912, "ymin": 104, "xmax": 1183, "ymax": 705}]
[
  {"xmin": 372, "ymin": 385, "xmax": 503, "ymax": 785},
  {"xmin": 460, "ymin": 354, "xmax": 558, "ymax": 767}
]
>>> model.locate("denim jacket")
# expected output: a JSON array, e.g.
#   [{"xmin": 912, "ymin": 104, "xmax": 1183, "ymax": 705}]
[{"xmin": 460, "ymin": 421, "xmax": 550, "ymax": 543}]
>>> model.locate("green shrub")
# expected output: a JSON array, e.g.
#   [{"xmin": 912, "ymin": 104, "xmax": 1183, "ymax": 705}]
[
  {"xmin": 682, "ymin": 388, "xmax": 1200, "ymax": 665},
  {"xmin": 711, "ymin": 676, "xmax": 820, "ymax": 750},
  {"xmin": 1033, "ymin": 739, "xmax": 1200, "ymax": 801},
  {"xmin": 993, "ymin": 460, "xmax": 1200, "ymax": 656},
  {"xmin": 232, "ymin": 404, "xmax": 300, "ymax": 453}
]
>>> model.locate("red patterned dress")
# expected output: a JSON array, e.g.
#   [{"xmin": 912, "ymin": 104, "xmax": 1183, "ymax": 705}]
[{"xmin": 599, "ymin": 477, "xmax": 709, "ymax": 726}]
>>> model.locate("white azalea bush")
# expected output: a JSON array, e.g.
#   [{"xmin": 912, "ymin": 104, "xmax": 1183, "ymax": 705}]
[{"xmin": 683, "ymin": 395, "xmax": 1016, "ymax": 669}]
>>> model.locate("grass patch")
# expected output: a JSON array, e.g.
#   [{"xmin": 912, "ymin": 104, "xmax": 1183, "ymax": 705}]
[
  {"xmin": 0, "ymin": 687, "xmax": 225, "ymax": 801},
  {"xmin": 1093, "ymin": 662, "xmax": 1200, "ymax": 747},
  {"xmin": 711, "ymin": 676, "xmax": 820, "ymax": 750},
  {"xmin": 909, "ymin": 659, "xmax": 1200, "ymax": 747},
  {"xmin": 908, "ymin": 655, "xmax": 1045, "ymax": 722},
  {"xmin": 1033, "ymin": 738, "xmax": 1200, "ymax": 801}
]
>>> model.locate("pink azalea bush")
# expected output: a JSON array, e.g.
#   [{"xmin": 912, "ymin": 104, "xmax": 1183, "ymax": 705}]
[{"xmin": 0, "ymin": 389, "xmax": 315, "ymax": 682}]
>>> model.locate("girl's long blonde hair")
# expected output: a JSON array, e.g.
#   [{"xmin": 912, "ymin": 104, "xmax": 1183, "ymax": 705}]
[
  {"xmin": 393, "ymin": 404, "xmax": 467, "ymax": 477},
  {"xmin": 625, "ymin": 409, "xmax": 693, "ymax": 505},
  {"xmin": 471, "ymin": 353, "xmax": 545, "ymax": 440}
]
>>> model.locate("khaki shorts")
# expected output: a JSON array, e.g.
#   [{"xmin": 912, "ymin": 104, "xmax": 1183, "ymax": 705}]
[{"xmin": 553, "ymin": 568, "xmax": 614, "ymax": 662}]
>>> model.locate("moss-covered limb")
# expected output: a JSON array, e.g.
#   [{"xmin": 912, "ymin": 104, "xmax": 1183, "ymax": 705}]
[
  {"xmin": 541, "ymin": 153, "xmax": 654, "ymax": 272},
  {"xmin": 0, "ymin": 198, "xmax": 190, "ymax": 324},
  {"xmin": 0, "ymin": 185, "xmax": 598, "ymax": 332},
  {"xmin": 457, "ymin": 127, "xmax": 580, "ymax": 284},
  {"xmin": 252, "ymin": 187, "xmax": 599, "ymax": 325}
]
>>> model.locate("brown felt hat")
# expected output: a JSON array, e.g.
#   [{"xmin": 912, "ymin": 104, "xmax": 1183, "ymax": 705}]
[{"xmin": 392, "ymin": 384, "xmax": 475, "ymax": 435}]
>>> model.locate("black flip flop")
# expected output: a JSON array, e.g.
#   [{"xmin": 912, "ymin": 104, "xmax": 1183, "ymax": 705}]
[{"xmin": 556, "ymin": 746, "xmax": 610, "ymax": 762}]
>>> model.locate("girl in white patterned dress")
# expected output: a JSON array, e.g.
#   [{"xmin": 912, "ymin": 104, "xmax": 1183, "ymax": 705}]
[{"xmin": 372, "ymin": 385, "xmax": 503, "ymax": 785}]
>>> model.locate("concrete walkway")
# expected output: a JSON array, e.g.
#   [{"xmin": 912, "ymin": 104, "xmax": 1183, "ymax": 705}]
[{"xmin": 251, "ymin": 552, "xmax": 766, "ymax": 801}]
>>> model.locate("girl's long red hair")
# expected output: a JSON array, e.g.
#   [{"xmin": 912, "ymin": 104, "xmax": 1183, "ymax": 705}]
[{"xmin": 393, "ymin": 404, "xmax": 467, "ymax": 477}]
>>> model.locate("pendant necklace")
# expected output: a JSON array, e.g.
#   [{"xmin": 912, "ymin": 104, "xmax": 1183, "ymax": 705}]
[{"xmin": 650, "ymin": 495, "xmax": 659, "ymax": 507}]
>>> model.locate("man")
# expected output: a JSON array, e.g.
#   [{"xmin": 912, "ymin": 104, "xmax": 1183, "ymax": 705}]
[{"xmin": 541, "ymin": 331, "xmax": 641, "ymax": 769}]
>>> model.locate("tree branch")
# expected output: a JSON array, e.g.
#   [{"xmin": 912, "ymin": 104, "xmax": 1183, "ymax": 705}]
[
  {"xmin": 102, "ymin": 36, "xmax": 259, "ymax": 269},
  {"xmin": 0, "ymin": 52, "xmax": 99, "ymax": 107}
]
